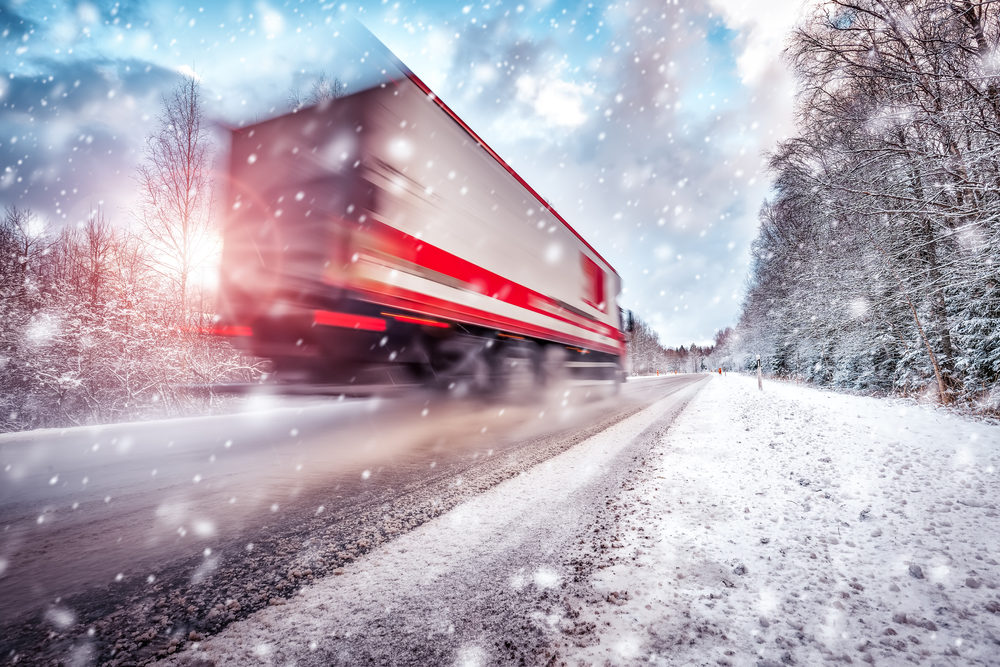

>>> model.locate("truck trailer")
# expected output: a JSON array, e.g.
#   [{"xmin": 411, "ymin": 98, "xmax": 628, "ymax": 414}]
[{"xmin": 217, "ymin": 73, "xmax": 626, "ymax": 393}]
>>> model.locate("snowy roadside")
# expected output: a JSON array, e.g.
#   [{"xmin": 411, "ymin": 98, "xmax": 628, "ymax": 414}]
[{"xmin": 551, "ymin": 375, "xmax": 1000, "ymax": 665}]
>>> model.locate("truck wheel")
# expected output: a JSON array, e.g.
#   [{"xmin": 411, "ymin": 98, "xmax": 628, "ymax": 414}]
[
  {"xmin": 453, "ymin": 353, "xmax": 492, "ymax": 397},
  {"xmin": 611, "ymin": 365, "xmax": 624, "ymax": 396},
  {"xmin": 540, "ymin": 345, "xmax": 567, "ymax": 388},
  {"xmin": 491, "ymin": 342, "xmax": 541, "ymax": 401},
  {"xmin": 421, "ymin": 337, "xmax": 492, "ymax": 397}
]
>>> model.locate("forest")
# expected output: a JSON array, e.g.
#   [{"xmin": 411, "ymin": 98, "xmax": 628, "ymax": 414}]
[
  {"xmin": 0, "ymin": 82, "xmax": 258, "ymax": 432},
  {"xmin": 624, "ymin": 312, "xmax": 721, "ymax": 375},
  {"xmin": 718, "ymin": 0, "xmax": 1000, "ymax": 411}
]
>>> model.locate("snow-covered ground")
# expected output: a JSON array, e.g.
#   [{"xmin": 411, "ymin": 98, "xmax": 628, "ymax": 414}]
[
  {"xmin": 167, "ymin": 375, "xmax": 1000, "ymax": 665},
  {"xmin": 554, "ymin": 375, "xmax": 1000, "ymax": 665}
]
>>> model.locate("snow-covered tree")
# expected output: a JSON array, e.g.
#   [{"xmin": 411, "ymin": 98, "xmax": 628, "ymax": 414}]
[
  {"xmin": 137, "ymin": 77, "xmax": 214, "ymax": 322},
  {"xmin": 731, "ymin": 0, "xmax": 1000, "ymax": 409}
]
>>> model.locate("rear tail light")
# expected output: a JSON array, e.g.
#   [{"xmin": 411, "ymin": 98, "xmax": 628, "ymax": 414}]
[
  {"xmin": 206, "ymin": 325, "xmax": 253, "ymax": 337},
  {"xmin": 380, "ymin": 312, "xmax": 450, "ymax": 329},
  {"xmin": 313, "ymin": 310, "xmax": 387, "ymax": 332}
]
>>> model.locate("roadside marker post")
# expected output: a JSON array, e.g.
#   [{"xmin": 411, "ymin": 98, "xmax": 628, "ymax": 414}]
[{"xmin": 756, "ymin": 354, "xmax": 763, "ymax": 391}]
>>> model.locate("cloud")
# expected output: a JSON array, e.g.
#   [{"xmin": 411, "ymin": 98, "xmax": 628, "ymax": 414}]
[
  {"xmin": 470, "ymin": 2, "xmax": 770, "ymax": 345},
  {"xmin": 709, "ymin": 0, "xmax": 809, "ymax": 85},
  {"xmin": 256, "ymin": 2, "xmax": 285, "ymax": 39},
  {"xmin": 0, "ymin": 0, "xmax": 36, "ymax": 39},
  {"xmin": 0, "ymin": 57, "xmax": 183, "ymax": 225},
  {"xmin": 515, "ymin": 73, "xmax": 593, "ymax": 128},
  {"xmin": 2, "ymin": 57, "xmax": 178, "ymax": 116},
  {"xmin": 175, "ymin": 64, "xmax": 202, "ymax": 82}
]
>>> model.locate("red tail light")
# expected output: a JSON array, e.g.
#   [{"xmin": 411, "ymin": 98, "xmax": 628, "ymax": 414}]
[
  {"xmin": 206, "ymin": 325, "xmax": 253, "ymax": 337},
  {"xmin": 380, "ymin": 312, "xmax": 450, "ymax": 329},
  {"xmin": 313, "ymin": 310, "xmax": 387, "ymax": 332}
]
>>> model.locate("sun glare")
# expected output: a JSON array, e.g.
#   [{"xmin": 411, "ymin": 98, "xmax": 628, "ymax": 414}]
[{"xmin": 192, "ymin": 232, "xmax": 223, "ymax": 292}]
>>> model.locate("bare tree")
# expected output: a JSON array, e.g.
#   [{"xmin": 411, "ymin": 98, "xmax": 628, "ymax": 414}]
[
  {"xmin": 72, "ymin": 208, "xmax": 115, "ymax": 306},
  {"xmin": 137, "ymin": 77, "xmax": 213, "ymax": 322},
  {"xmin": 0, "ymin": 206, "xmax": 47, "ymax": 296},
  {"xmin": 309, "ymin": 73, "xmax": 346, "ymax": 104},
  {"xmin": 289, "ymin": 72, "xmax": 347, "ymax": 111}
]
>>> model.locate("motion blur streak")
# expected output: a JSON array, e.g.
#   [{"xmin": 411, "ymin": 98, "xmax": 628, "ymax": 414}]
[{"xmin": 215, "ymin": 22, "xmax": 627, "ymax": 393}]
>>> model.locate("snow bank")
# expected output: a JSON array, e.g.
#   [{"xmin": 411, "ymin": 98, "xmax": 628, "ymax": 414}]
[{"xmin": 557, "ymin": 375, "xmax": 1000, "ymax": 665}]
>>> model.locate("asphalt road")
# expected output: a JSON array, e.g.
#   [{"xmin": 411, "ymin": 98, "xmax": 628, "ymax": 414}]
[{"xmin": 0, "ymin": 374, "xmax": 706, "ymax": 665}]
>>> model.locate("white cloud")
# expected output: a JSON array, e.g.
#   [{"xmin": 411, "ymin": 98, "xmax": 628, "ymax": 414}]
[
  {"xmin": 709, "ymin": 0, "xmax": 810, "ymax": 85},
  {"xmin": 257, "ymin": 2, "xmax": 285, "ymax": 39},
  {"xmin": 76, "ymin": 3, "xmax": 99, "ymax": 25},
  {"xmin": 473, "ymin": 63, "xmax": 497, "ymax": 84},
  {"xmin": 515, "ymin": 74, "xmax": 592, "ymax": 128},
  {"xmin": 377, "ymin": 23, "xmax": 458, "ymax": 95}
]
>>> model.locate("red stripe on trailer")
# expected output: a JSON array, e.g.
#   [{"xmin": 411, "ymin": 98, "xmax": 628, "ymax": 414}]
[
  {"xmin": 352, "ymin": 279, "xmax": 624, "ymax": 357},
  {"xmin": 381, "ymin": 312, "xmax": 450, "ymax": 328},
  {"xmin": 402, "ymin": 72, "xmax": 618, "ymax": 277},
  {"xmin": 359, "ymin": 219, "xmax": 624, "ymax": 343},
  {"xmin": 313, "ymin": 310, "xmax": 387, "ymax": 332}
]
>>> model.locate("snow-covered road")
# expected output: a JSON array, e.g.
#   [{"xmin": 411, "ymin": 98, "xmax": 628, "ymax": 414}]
[
  {"xmin": 1, "ymin": 375, "xmax": 702, "ymax": 664},
  {"xmin": 170, "ymin": 375, "xmax": 1000, "ymax": 666},
  {"xmin": 164, "ymin": 374, "xmax": 707, "ymax": 666}
]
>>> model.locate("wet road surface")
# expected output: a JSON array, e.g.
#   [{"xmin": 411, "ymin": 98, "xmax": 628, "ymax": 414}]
[{"xmin": 0, "ymin": 375, "xmax": 705, "ymax": 664}]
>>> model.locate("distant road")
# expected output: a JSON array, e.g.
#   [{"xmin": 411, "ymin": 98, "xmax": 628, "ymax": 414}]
[{"xmin": 0, "ymin": 375, "xmax": 707, "ymax": 665}]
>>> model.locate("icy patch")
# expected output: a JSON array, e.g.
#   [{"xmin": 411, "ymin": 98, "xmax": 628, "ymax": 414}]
[
  {"xmin": 164, "ymin": 380, "xmax": 703, "ymax": 665},
  {"xmin": 191, "ymin": 554, "xmax": 220, "ymax": 585},
  {"xmin": 613, "ymin": 633, "xmax": 643, "ymax": 661},
  {"xmin": 192, "ymin": 519, "xmax": 216, "ymax": 538},
  {"xmin": 533, "ymin": 566, "xmax": 560, "ymax": 589},
  {"xmin": 454, "ymin": 644, "xmax": 487, "ymax": 667},
  {"xmin": 44, "ymin": 606, "xmax": 76, "ymax": 629}
]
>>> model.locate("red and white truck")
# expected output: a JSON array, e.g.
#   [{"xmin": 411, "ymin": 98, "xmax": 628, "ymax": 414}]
[{"xmin": 217, "ymin": 73, "xmax": 626, "ymax": 392}]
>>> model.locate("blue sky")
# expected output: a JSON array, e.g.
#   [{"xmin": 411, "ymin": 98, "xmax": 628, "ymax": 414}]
[{"xmin": 0, "ymin": 0, "xmax": 802, "ymax": 347}]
